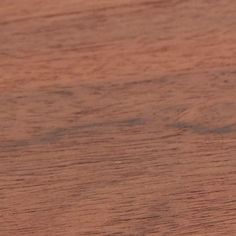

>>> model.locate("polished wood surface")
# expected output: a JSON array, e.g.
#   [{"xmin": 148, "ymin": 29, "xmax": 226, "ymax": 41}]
[{"xmin": 1, "ymin": 1, "xmax": 236, "ymax": 235}]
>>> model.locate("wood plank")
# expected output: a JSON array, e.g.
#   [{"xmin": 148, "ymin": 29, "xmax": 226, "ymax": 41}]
[{"xmin": 0, "ymin": 0, "xmax": 236, "ymax": 235}]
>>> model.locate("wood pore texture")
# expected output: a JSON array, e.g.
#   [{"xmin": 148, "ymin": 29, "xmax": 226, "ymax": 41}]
[{"xmin": 0, "ymin": 1, "xmax": 236, "ymax": 235}]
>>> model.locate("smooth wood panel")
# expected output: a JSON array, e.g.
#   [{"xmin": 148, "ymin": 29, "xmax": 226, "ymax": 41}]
[{"xmin": 0, "ymin": 1, "xmax": 236, "ymax": 235}]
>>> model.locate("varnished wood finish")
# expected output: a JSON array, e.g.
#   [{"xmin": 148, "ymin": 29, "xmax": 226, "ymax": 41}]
[{"xmin": 0, "ymin": 1, "xmax": 236, "ymax": 235}]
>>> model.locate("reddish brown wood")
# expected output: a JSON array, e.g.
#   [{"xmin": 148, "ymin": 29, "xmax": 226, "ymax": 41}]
[{"xmin": 0, "ymin": 0, "xmax": 236, "ymax": 235}]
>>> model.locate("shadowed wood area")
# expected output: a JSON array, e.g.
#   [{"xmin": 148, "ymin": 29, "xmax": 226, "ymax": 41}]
[{"xmin": 0, "ymin": 0, "xmax": 236, "ymax": 235}]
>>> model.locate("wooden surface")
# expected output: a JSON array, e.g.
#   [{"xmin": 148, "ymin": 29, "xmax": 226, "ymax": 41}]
[{"xmin": 0, "ymin": 1, "xmax": 236, "ymax": 235}]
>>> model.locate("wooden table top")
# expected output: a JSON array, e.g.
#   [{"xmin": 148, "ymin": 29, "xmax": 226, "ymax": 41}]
[{"xmin": 1, "ymin": 1, "xmax": 236, "ymax": 235}]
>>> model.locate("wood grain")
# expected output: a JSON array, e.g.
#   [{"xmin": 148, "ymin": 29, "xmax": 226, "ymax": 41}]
[{"xmin": 0, "ymin": 1, "xmax": 236, "ymax": 235}]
